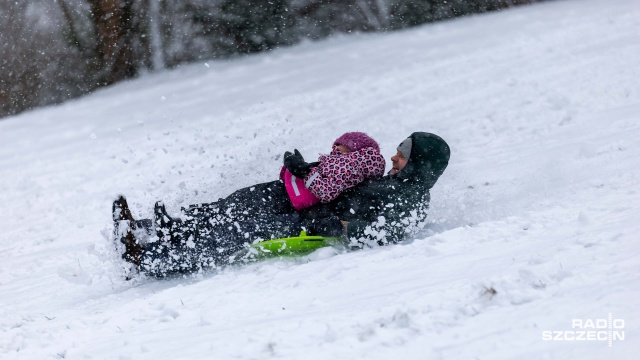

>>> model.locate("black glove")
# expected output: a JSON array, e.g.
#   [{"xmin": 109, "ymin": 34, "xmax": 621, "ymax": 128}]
[
  {"xmin": 306, "ymin": 216, "xmax": 344, "ymax": 237},
  {"xmin": 284, "ymin": 149, "xmax": 317, "ymax": 178}
]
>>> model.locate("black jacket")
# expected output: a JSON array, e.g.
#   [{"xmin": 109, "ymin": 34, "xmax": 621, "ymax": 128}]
[{"xmin": 300, "ymin": 132, "xmax": 450, "ymax": 246}]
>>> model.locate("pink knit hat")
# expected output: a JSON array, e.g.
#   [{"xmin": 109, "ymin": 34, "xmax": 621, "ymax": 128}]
[{"xmin": 333, "ymin": 132, "xmax": 380, "ymax": 152}]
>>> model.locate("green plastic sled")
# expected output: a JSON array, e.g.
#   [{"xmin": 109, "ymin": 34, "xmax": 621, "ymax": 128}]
[{"xmin": 234, "ymin": 231, "xmax": 341, "ymax": 261}]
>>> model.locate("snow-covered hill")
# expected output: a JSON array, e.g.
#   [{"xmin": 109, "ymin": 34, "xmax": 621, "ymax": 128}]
[{"xmin": 1, "ymin": 0, "xmax": 639, "ymax": 358}]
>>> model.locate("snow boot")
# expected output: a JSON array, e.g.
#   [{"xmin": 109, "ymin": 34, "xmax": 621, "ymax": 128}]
[
  {"xmin": 154, "ymin": 201, "xmax": 178, "ymax": 241},
  {"xmin": 113, "ymin": 195, "xmax": 142, "ymax": 266},
  {"xmin": 154, "ymin": 201, "xmax": 173, "ymax": 228}
]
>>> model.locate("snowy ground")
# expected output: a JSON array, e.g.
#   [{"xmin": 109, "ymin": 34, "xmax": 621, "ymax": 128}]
[{"xmin": 1, "ymin": 0, "xmax": 639, "ymax": 358}]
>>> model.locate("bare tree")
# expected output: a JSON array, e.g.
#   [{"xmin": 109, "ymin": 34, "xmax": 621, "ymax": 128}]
[
  {"xmin": 58, "ymin": 0, "xmax": 155, "ymax": 83},
  {"xmin": 86, "ymin": 0, "xmax": 138, "ymax": 85},
  {"xmin": 148, "ymin": 0, "xmax": 165, "ymax": 70},
  {"xmin": 0, "ymin": 1, "xmax": 90, "ymax": 116},
  {"xmin": 355, "ymin": 0, "xmax": 389, "ymax": 31}
]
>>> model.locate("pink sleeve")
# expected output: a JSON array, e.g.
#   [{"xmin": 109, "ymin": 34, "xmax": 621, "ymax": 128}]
[
  {"xmin": 360, "ymin": 148, "xmax": 386, "ymax": 178},
  {"xmin": 306, "ymin": 148, "xmax": 385, "ymax": 203}
]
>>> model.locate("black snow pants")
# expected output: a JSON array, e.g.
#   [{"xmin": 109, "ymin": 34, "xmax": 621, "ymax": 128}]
[{"xmin": 135, "ymin": 180, "xmax": 305, "ymax": 277}]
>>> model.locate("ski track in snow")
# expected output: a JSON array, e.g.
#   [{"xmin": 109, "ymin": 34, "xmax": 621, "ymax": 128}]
[{"xmin": 1, "ymin": 0, "xmax": 639, "ymax": 358}]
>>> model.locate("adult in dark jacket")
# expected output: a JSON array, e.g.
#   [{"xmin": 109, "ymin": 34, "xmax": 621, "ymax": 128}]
[
  {"xmin": 113, "ymin": 132, "xmax": 450, "ymax": 277},
  {"xmin": 300, "ymin": 132, "xmax": 450, "ymax": 247}
]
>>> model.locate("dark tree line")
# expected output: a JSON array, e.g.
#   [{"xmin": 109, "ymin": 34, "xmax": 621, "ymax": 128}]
[{"xmin": 0, "ymin": 0, "xmax": 539, "ymax": 118}]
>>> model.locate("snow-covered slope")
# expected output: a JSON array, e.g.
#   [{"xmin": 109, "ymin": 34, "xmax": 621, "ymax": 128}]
[{"xmin": 1, "ymin": 0, "xmax": 639, "ymax": 358}]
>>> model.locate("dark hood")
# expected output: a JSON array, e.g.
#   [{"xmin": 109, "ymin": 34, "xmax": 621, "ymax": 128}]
[{"xmin": 395, "ymin": 132, "xmax": 450, "ymax": 188}]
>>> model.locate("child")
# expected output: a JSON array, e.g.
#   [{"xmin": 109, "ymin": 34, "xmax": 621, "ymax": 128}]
[{"xmin": 282, "ymin": 132, "xmax": 386, "ymax": 210}]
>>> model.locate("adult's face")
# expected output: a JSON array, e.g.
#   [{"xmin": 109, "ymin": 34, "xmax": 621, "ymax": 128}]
[{"xmin": 389, "ymin": 151, "xmax": 408, "ymax": 175}]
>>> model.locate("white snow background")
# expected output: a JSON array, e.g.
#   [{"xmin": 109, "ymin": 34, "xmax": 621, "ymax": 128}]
[{"xmin": 1, "ymin": 0, "xmax": 639, "ymax": 358}]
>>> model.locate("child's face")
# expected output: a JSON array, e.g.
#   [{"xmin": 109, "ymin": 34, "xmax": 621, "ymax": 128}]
[{"xmin": 335, "ymin": 144, "xmax": 351, "ymax": 154}]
